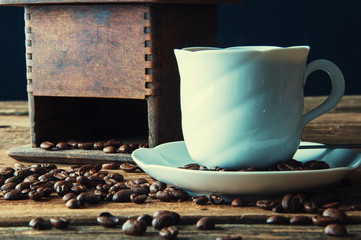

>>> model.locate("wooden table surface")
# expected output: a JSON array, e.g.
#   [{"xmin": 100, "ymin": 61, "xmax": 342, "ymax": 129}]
[{"xmin": 0, "ymin": 96, "xmax": 361, "ymax": 239}]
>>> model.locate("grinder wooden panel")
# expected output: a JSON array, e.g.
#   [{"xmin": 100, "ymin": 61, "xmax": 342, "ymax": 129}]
[{"xmin": 26, "ymin": 4, "xmax": 153, "ymax": 99}]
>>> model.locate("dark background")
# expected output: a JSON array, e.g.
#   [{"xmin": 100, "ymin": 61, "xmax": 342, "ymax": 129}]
[{"xmin": 1, "ymin": 0, "xmax": 360, "ymax": 100}]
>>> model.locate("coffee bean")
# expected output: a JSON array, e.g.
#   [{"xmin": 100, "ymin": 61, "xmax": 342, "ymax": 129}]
[
  {"xmin": 324, "ymin": 224, "xmax": 348, "ymax": 236},
  {"xmin": 281, "ymin": 193, "xmax": 302, "ymax": 213},
  {"xmin": 15, "ymin": 182, "xmax": 31, "ymax": 191},
  {"xmin": 67, "ymin": 140, "xmax": 78, "ymax": 148},
  {"xmin": 55, "ymin": 183, "xmax": 70, "ymax": 197},
  {"xmin": 130, "ymin": 193, "xmax": 148, "ymax": 204},
  {"xmin": 93, "ymin": 142, "xmax": 104, "ymax": 150},
  {"xmin": 62, "ymin": 192, "xmax": 76, "ymax": 202},
  {"xmin": 159, "ymin": 226, "xmax": 178, "ymax": 240},
  {"xmin": 118, "ymin": 144, "xmax": 130, "ymax": 153},
  {"xmin": 77, "ymin": 142, "xmax": 93, "ymax": 150},
  {"xmin": 210, "ymin": 194, "xmax": 224, "ymax": 205},
  {"xmin": 304, "ymin": 201, "xmax": 318, "ymax": 213},
  {"xmin": 0, "ymin": 167, "xmax": 15, "ymax": 178},
  {"xmin": 157, "ymin": 190, "xmax": 173, "ymax": 202},
  {"xmin": 170, "ymin": 190, "xmax": 188, "ymax": 201},
  {"xmin": 29, "ymin": 191, "xmax": 43, "ymax": 201},
  {"xmin": 102, "ymin": 162, "xmax": 118, "ymax": 170},
  {"xmin": 312, "ymin": 216, "xmax": 337, "ymax": 226},
  {"xmin": 103, "ymin": 146, "xmax": 116, "ymax": 154},
  {"xmin": 152, "ymin": 214, "xmax": 176, "ymax": 230},
  {"xmin": 266, "ymin": 215, "xmax": 288, "ymax": 225},
  {"xmin": 304, "ymin": 160, "xmax": 330, "ymax": 169},
  {"xmin": 112, "ymin": 189, "xmax": 132, "ymax": 202},
  {"xmin": 86, "ymin": 193, "xmax": 101, "ymax": 204},
  {"xmin": 50, "ymin": 217, "xmax": 70, "ymax": 229},
  {"xmin": 40, "ymin": 141, "xmax": 54, "ymax": 151},
  {"xmin": 97, "ymin": 212, "xmax": 120, "ymax": 228},
  {"xmin": 196, "ymin": 217, "xmax": 215, "ymax": 230},
  {"xmin": 122, "ymin": 219, "xmax": 147, "ymax": 236},
  {"xmin": 4, "ymin": 189, "xmax": 23, "ymax": 200},
  {"xmin": 149, "ymin": 181, "xmax": 167, "ymax": 193},
  {"xmin": 29, "ymin": 217, "xmax": 51, "ymax": 230},
  {"xmin": 231, "ymin": 198, "xmax": 248, "ymax": 207},
  {"xmin": 131, "ymin": 187, "xmax": 149, "ymax": 195},
  {"xmin": 256, "ymin": 200, "xmax": 278, "ymax": 210},
  {"xmin": 192, "ymin": 196, "xmax": 209, "ymax": 205},
  {"xmin": 107, "ymin": 173, "xmax": 124, "ymax": 182},
  {"xmin": 128, "ymin": 143, "xmax": 139, "ymax": 152},
  {"xmin": 1, "ymin": 182, "xmax": 17, "ymax": 192},
  {"xmin": 322, "ymin": 201, "xmax": 339, "ymax": 209},
  {"xmin": 322, "ymin": 208, "xmax": 347, "ymax": 223},
  {"xmin": 104, "ymin": 139, "xmax": 122, "ymax": 147},
  {"xmin": 289, "ymin": 216, "xmax": 312, "ymax": 225},
  {"xmin": 56, "ymin": 142, "xmax": 70, "ymax": 150},
  {"xmin": 272, "ymin": 204, "xmax": 284, "ymax": 213},
  {"xmin": 119, "ymin": 163, "xmax": 137, "ymax": 172},
  {"xmin": 137, "ymin": 214, "xmax": 153, "ymax": 226},
  {"xmin": 153, "ymin": 211, "xmax": 181, "ymax": 225},
  {"xmin": 65, "ymin": 198, "xmax": 81, "ymax": 209}
]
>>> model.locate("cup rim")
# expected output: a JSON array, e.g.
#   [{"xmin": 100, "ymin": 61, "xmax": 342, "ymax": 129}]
[{"xmin": 174, "ymin": 45, "xmax": 310, "ymax": 53}]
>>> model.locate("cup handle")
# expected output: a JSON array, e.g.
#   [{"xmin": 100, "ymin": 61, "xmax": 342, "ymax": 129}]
[{"xmin": 302, "ymin": 59, "xmax": 345, "ymax": 128}]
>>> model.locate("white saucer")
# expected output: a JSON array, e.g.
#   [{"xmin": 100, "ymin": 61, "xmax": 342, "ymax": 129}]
[{"xmin": 132, "ymin": 141, "xmax": 361, "ymax": 197}]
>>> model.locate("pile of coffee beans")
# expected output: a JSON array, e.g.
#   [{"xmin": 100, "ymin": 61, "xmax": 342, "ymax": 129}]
[
  {"xmin": 40, "ymin": 139, "xmax": 149, "ymax": 154},
  {"xmin": 29, "ymin": 217, "xmax": 70, "ymax": 230},
  {"xmin": 180, "ymin": 159, "xmax": 330, "ymax": 172}
]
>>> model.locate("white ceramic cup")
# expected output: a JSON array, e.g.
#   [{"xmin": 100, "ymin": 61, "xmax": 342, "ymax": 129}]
[{"xmin": 174, "ymin": 46, "xmax": 345, "ymax": 169}]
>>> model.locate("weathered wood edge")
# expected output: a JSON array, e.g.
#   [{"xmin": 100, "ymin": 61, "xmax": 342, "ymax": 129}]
[{"xmin": 6, "ymin": 144, "xmax": 134, "ymax": 164}]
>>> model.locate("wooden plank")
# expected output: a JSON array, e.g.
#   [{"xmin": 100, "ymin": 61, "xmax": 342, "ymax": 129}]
[{"xmin": 0, "ymin": 0, "xmax": 243, "ymax": 6}]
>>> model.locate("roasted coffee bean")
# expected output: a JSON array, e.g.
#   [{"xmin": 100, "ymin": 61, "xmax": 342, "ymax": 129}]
[
  {"xmin": 112, "ymin": 189, "xmax": 132, "ymax": 202},
  {"xmin": 322, "ymin": 208, "xmax": 347, "ymax": 223},
  {"xmin": 15, "ymin": 182, "xmax": 31, "ymax": 191},
  {"xmin": 289, "ymin": 216, "xmax": 312, "ymax": 225},
  {"xmin": 37, "ymin": 187, "xmax": 52, "ymax": 197},
  {"xmin": 256, "ymin": 200, "xmax": 278, "ymax": 210},
  {"xmin": 118, "ymin": 144, "xmax": 130, "ymax": 153},
  {"xmin": 107, "ymin": 173, "xmax": 124, "ymax": 182},
  {"xmin": 122, "ymin": 219, "xmax": 147, "ymax": 236},
  {"xmin": 322, "ymin": 201, "xmax": 339, "ymax": 209},
  {"xmin": 29, "ymin": 191, "xmax": 43, "ymax": 201},
  {"xmin": 183, "ymin": 163, "xmax": 200, "ymax": 170},
  {"xmin": 77, "ymin": 142, "xmax": 93, "ymax": 150},
  {"xmin": 312, "ymin": 216, "xmax": 337, "ymax": 226},
  {"xmin": 102, "ymin": 162, "xmax": 118, "ymax": 170},
  {"xmin": 0, "ymin": 167, "xmax": 15, "ymax": 178},
  {"xmin": 93, "ymin": 141, "xmax": 105, "ymax": 150},
  {"xmin": 71, "ymin": 185, "xmax": 88, "ymax": 195},
  {"xmin": 104, "ymin": 139, "xmax": 122, "ymax": 147},
  {"xmin": 1, "ymin": 182, "xmax": 17, "ymax": 192},
  {"xmin": 38, "ymin": 173, "xmax": 56, "ymax": 182},
  {"xmin": 109, "ymin": 182, "xmax": 128, "ymax": 192},
  {"xmin": 170, "ymin": 189, "xmax": 188, "ymax": 201},
  {"xmin": 128, "ymin": 143, "xmax": 139, "ymax": 152},
  {"xmin": 76, "ymin": 192, "xmax": 89, "ymax": 205},
  {"xmin": 324, "ymin": 224, "xmax": 348, "ymax": 236},
  {"xmin": 231, "ymin": 198, "xmax": 248, "ymax": 207},
  {"xmin": 193, "ymin": 196, "xmax": 209, "ymax": 205},
  {"xmin": 159, "ymin": 226, "xmax": 178, "ymax": 240},
  {"xmin": 266, "ymin": 215, "xmax": 288, "ymax": 225},
  {"xmin": 66, "ymin": 198, "xmax": 81, "ymax": 209},
  {"xmin": 97, "ymin": 212, "xmax": 120, "ymax": 228},
  {"xmin": 4, "ymin": 176, "xmax": 22, "ymax": 184},
  {"xmin": 149, "ymin": 181, "xmax": 167, "ymax": 193},
  {"xmin": 76, "ymin": 176, "xmax": 93, "ymax": 189},
  {"xmin": 4, "ymin": 189, "xmax": 23, "ymax": 200},
  {"xmin": 50, "ymin": 217, "xmax": 70, "ymax": 229},
  {"xmin": 56, "ymin": 142, "xmax": 70, "ymax": 150},
  {"xmin": 119, "ymin": 163, "xmax": 137, "ymax": 172},
  {"xmin": 153, "ymin": 211, "xmax": 181, "ymax": 225},
  {"xmin": 40, "ymin": 141, "xmax": 54, "ymax": 151},
  {"xmin": 196, "ymin": 217, "xmax": 215, "ymax": 230},
  {"xmin": 157, "ymin": 190, "xmax": 173, "ymax": 202},
  {"xmin": 152, "ymin": 215, "xmax": 176, "ymax": 230},
  {"xmin": 295, "ymin": 193, "xmax": 307, "ymax": 205},
  {"xmin": 53, "ymin": 173, "xmax": 69, "ymax": 180},
  {"xmin": 14, "ymin": 169, "xmax": 32, "ymax": 180},
  {"xmin": 137, "ymin": 214, "xmax": 153, "ymax": 226},
  {"xmin": 30, "ymin": 167, "xmax": 47, "ymax": 175},
  {"xmin": 139, "ymin": 143, "xmax": 149, "ymax": 148},
  {"xmin": 134, "ymin": 178, "xmax": 148, "ymax": 185},
  {"xmin": 29, "ymin": 217, "xmax": 51, "ymax": 230},
  {"xmin": 304, "ymin": 160, "xmax": 329, "ymax": 169},
  {"xmin": 210, "ymin": 194, "xmax": 225, "ymax": 205},
  {"xmin": 86, "ymin": 193, "xmax": 101, "ymax": 204},
  {"xmin": 103, "ymin": 146, "xmax": 116, "ymax": 154},
  {"xmin": 62, "ymin": 192, "xmax": 76, "ymax": 202},
  {"xmin": 216, "ymin": 236, "xmax": 242, "ymax": 240},
  {"xmin": 131, "ymin": 187, "xmax": 149, "ymax": 195},
  {"xmin": 272, "ymin": 204, "xmax": 284, "ymax": 213},
  {"xmin": 304, "ymin": 201, "xmax": 319, "ymax": 213},
  {"xmin": 281, "ymin": 193, "xmax": 302, "ymax": 213},
  {"xmin": 55, "ymin": 184, "xmax": 70, "ymax": 197},
  {"xmin": 67, "ymin": 140, "xmax": 78, "ymax": 149},
  {"xmin": 130, "ymin": 193, "xmax": 147, "ymax": 204},
  {"xmin": 276, "ymin": 159, "xmax": 302, "ymax": 171}
]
